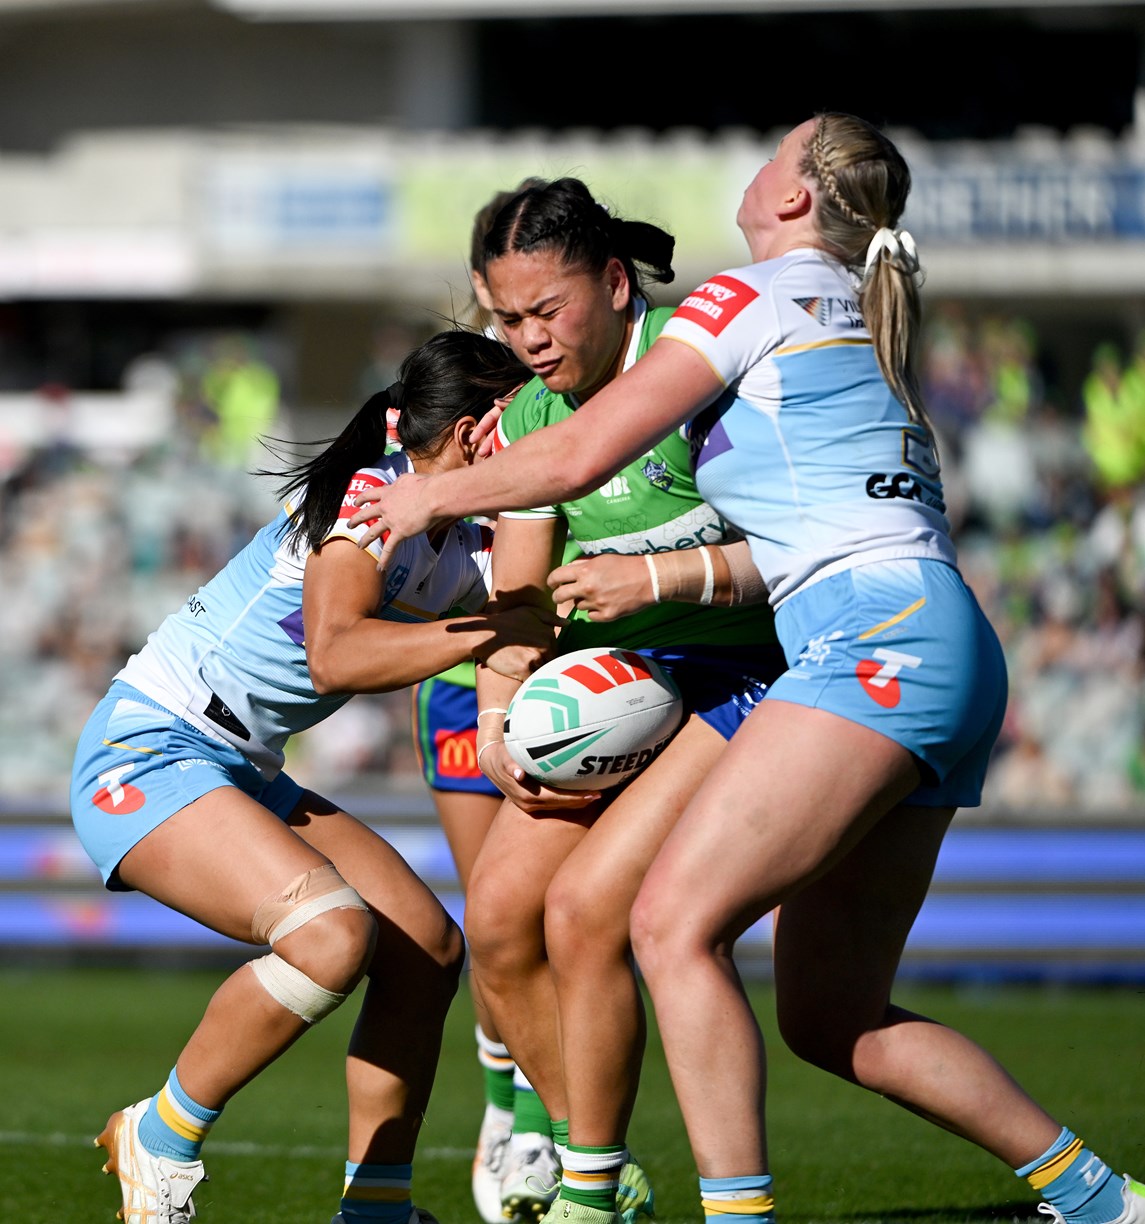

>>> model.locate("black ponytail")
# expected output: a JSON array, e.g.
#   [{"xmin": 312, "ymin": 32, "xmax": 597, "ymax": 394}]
[
  {"xmin": 270, "ymin": 329, "xmax": 527, "ymax": 552},
  {"xmin": 483, "ymin": 177, "xmax": 675, "ymax": 298},
  {"xmin": 270, "ymin": 389, "xmax": 393, "ymax": 553}
]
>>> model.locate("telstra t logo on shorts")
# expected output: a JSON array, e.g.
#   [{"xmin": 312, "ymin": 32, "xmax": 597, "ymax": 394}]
[
  {"xmin": 855, "ymin": 648, "xmax": 921, "ymax": 708},
  {"xmin": 92, "ymin": 763, "xmax": 147, "ymax": 814}
]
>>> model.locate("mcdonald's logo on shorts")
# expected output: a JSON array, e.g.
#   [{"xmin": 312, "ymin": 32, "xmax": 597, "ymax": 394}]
[{"xmin": 436, "ymin": 728, "xmax": 481, "ymax": 778}]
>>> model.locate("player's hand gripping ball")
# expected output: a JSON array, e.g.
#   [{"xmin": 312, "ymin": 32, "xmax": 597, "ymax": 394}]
[{"xmin": 503, "ymin": 646, "xmax": 683, "ymax": 790}]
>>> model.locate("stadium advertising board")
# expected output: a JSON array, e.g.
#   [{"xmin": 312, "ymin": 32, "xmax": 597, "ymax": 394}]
[{"xmin": 2, "ymin": 130, "xmax": 1145, "ymax": 296}]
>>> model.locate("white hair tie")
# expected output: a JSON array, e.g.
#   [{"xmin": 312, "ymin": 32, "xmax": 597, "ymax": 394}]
[{"xmin": 863, "ymin": 227, "xmax": 920, "ymax": 280}]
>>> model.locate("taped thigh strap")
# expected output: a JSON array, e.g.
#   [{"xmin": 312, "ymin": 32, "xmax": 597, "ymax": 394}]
[
  {"xmin": 251, "ymin": 863, "xmax": 368, "ymax": 947},
  {"xmin": 249, "ymin": 952, "xmax": 345, "ymax": 1023}
]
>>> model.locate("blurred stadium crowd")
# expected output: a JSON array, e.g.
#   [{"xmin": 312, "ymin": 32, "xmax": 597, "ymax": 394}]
[{"xmin": 1, "ymin": 307, "xmax": 1143, "ymax": 817}]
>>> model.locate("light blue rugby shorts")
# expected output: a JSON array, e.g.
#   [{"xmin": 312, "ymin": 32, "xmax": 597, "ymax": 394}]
[
  {"xmin": 768, "ymin": 558, "xmax": 1008, "ymax": 807},
  {"xmin": 71, "ymin": 680, "xmax": 304, "ymax": 890}
]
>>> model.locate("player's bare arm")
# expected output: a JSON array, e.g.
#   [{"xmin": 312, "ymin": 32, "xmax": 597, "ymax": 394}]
[
  {"xmin": 347, "ymin": 339, "xmax": 722, "ymax": 573},
  {"xmin": 303, "ymin": 537, "xmax": 560, "ymax": 693}
]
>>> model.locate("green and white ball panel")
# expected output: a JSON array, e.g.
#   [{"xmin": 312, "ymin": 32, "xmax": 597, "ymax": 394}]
[{"xmin": 503, "ymin": 647, "xmax": 683, "ymax": 790}]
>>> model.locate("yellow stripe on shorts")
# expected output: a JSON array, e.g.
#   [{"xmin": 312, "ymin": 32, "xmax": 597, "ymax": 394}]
[{"xmin": 858, "ymin": 596, "xmax": 926, "ymax": 641}]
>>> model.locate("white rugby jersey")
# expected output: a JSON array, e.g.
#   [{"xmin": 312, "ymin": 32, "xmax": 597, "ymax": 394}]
[
  {"xmin": 117, "ymin": 450, "xmax": 493, "ymax": 778},
  {"xmin": 661, "ymin": 248, "xmax": 956, "ymax": 606}
]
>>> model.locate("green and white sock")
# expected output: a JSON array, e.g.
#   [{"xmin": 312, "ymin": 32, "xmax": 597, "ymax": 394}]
[
  {"xmin": 475, "ymin": 1024, "xmax": 516, "ymax": 1114},
  {"xmin": 511, "ymin": 1065, "xmax": 552, "ymax": 1142},
  {"xmin": 561, "ymin": 1143, "xmax": 626, "ymax": 1213}
]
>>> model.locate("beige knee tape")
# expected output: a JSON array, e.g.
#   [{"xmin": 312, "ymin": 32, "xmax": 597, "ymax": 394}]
[
  {"xmin": 251, "ymin": 863, "xmax": 368, "ymax": 947},
  {"xmin": 249, "ymin": 952, "xmax": 346, "ymax": 1023}
]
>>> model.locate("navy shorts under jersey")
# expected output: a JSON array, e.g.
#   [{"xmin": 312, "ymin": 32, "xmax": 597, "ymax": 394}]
[{"xmin": 641, "ymin": 640, "xmax": 787, "ymax": 741}]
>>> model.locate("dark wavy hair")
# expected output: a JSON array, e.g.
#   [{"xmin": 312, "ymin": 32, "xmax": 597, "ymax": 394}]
[
  {"xmin": 482, "ymin": 176, "xmax": 676, "ymax": 298},
  {"xmin": 272, "ymin": 329, "xmax": 527, "ymax": 552}
]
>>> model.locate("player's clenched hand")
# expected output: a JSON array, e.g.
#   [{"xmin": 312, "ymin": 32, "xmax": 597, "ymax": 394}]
[
  {"xmin": 547, "ymin": 553, "xmax": 657, "ymax": 621},
  {"xmin": 347, "ymin": 473, "xmax": 446, "ymax": 573},
  {"xmin": 478, "ymin": 740, "xmax": 602, "ymax": 814},
  {"xmin": 473, "ymin": 604, "xmax": 563, "ymax": 682}
]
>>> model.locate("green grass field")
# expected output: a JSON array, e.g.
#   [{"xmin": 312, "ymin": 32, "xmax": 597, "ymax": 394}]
[{"xmin": 1, "ymin": 967, "xmax": 1141, "ymax": 1223}]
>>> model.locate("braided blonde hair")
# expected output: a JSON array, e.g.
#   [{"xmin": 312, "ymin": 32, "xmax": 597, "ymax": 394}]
[{"xmin": 801, "ymin": 113, "xmax": 931, "ymax": 432}]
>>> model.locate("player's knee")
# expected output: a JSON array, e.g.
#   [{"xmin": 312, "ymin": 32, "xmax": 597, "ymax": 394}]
[
  {"xmin": 251, "ymin": 864, "xmax": 376, "ymax": 999},
  {"xmin": 366, "ymin": 895, "xmax": 464, "ymax": 983},
  {"xmin": 545, "ymin": 873, "xmax": 628, "ymax": 964},
  {"xmin": 249, "ymin": 950, "xmax": 351, "ymax": 1024},
  {"xmin": 629, "ymin": 886, "xmax": 677, "ymax": 983},
  {"xmin": 436, "ymin": 915, "xmax": 467, "ymax": 1006},
  {"xmin": 775, "ymin": 1000, "xmax": 856, "ymax": 1078},
  {"xmin": 295, "ymin": 903, "xmax": 378, "ymax": 990},
  {"xmin": 465, "ymin": 873, "xmax": 541, "ymax": 980},
  {"xmin": 425, "ymin": 910, "xmax": 467, "ymax": 988}
]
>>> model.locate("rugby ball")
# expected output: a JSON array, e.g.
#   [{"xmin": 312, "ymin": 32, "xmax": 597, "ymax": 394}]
[{"xmin": 503, "ymin": 647, "xmax": 683, "ymax": 790}]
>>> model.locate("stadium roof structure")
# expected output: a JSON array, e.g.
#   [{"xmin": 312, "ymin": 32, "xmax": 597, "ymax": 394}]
[{"xmin": 210, "ymin": 0, "xmax": 1145, "ymax": 13}]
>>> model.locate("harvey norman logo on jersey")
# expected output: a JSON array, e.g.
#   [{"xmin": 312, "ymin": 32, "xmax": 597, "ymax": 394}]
[{"xmin": 674, "ymin": 275, "xmax": 759, "ymax": 336}]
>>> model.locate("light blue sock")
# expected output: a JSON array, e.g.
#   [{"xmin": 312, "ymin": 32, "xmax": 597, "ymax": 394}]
[
  {"xmin": 339, "ymin": 1161, "xmax": 413, "ymax": 1223},
  {"xmin": 1017, "ymin": 1127, "xmax": 1122, "ymax": 1223},
  {"xmin": 699, "ymin": 1174, "xmax": 775, "ymax": 1223},
  {"xmin": 137, "ymin": 1067, "xmax": 221, "ymax": 1161}
]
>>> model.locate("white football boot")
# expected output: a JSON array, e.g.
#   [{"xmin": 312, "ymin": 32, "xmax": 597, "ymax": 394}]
[
  {"xmin": 96, "ymin": 1098, "xmax": 206, "ymax": 1224},
  {"xmin": 500, "ymin": 1135, "xmax": 561, "ymax": 1222},
  {"xmin": 472, "ymin": 1105, "xmax": 514, "ymax": 1223},
  {"xmin": 1038, "ymin": 1176, "xmax": 1145, "ymax": 1224}
]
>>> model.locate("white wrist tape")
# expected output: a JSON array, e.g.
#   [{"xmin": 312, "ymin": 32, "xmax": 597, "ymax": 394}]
[
  {"xmin": 476, "ymin": 738, "xmax": 502, "ymax": 772},
  {"xmin": 477, "ymin": 707, "xmax": 508, "ymax": 723},
  {"xmin": 645, "ymin": 553, "xmax": 661, "ymax": 604}
]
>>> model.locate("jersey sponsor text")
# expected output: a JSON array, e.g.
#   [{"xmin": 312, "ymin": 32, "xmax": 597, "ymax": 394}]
[{"xmin": 674, "ymin": 275, "xmax": 759, "ymax": 336}]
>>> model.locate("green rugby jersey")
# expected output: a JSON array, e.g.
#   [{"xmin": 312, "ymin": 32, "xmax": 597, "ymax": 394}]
[
  {"xmin": 491, "ymin": 300, "xmax": 777, "ymax": 653},
  {"xmin": 428, "ymin": 536, "xmax": 584, "ymax": 690}
]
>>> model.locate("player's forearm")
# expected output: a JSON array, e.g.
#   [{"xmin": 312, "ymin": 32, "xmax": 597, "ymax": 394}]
[
  {"xmin": 648, "ymin": 540, "xmax": 768, "ymax": 607},
  {"xmin": 474, "ymin": 664, "xmax": 524, "ymax": 769},
  {"xmin": 307, "ymin": 617, "xmax": 500, "ymax": 695},
  {"xmin": 423, "ymin": 422, "xmax": 605, "ymax": 524}
]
